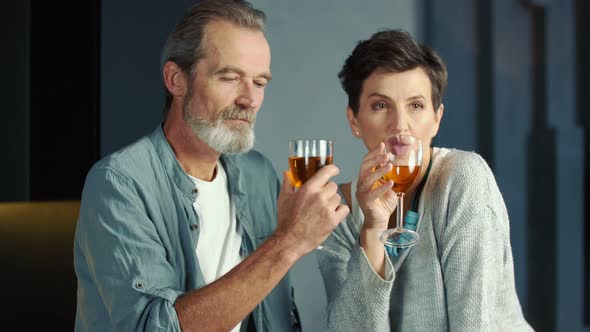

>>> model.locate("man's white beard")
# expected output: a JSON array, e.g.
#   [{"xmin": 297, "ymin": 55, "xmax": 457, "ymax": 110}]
[{"xmin": 183, "ymin": 100, "xmax": 256, "ymax": 154}]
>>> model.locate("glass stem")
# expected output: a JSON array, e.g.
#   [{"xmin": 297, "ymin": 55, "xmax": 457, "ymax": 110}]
[{"xmin": 396, "ymin": 192, "xmax": 405, "ymax": 231}]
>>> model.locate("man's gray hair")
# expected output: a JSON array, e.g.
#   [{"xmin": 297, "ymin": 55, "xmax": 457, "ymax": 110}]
[{"xmin": 161, "ymin": 0, "xmax": 266, "ymax": 114}]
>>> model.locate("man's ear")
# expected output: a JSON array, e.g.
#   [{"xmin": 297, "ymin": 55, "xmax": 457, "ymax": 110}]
[
  {"xmin": 346, "ymin": 107, "xmax": 362, "ymax": 138},
  {"xmin": 163, "ymin": 61, "xmax": 188, "ymax": 98}
]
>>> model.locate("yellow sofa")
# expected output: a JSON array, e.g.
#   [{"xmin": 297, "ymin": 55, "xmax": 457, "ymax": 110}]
[{"xmin": 0, "ymin": 201, "xmax": 80, "ymax": 330}]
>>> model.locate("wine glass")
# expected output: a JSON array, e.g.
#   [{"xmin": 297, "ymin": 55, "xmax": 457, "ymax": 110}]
[
  {"xmin": 379, "ymin": 135, "xmax": 423, "ymax": 249},
  {"xmin": 288, "ymin": 139, "xmax": 334, "ymax": 188},
  {"xmin": 289, "ymin": 139, "xmax": 334, "ymax": 250}
]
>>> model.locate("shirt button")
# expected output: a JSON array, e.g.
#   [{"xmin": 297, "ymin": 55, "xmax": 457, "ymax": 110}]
[
  {"xmin": 192, "ymin": 188, "xmax": 198, "ymax": 194},
  {"xmin": 135, "ymin": 282, "xmax": 144, "ymax": 289},
  {"xmin": 190, "ymin": 224, "xmax": 199, "ymax": 231}
]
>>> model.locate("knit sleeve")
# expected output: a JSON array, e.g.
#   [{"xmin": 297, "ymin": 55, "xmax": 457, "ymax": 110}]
[
  {"xmin": 436, "ymin": 152, "xmax": 532, "ymax": 331},
  {"xmin": 317, "ymin": 212, "xmax": 395, "ymax": 332}
]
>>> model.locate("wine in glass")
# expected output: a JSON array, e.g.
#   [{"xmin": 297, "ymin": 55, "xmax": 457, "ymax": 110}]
[
  {"xmin": 380, "ymin": 135, "xmax": 423, "ymax": 249},
  {"xmin": 289, "ymin": 139, "xmax": 334, "ymax": 251},
  {"xmin": 288, "ymin": 139, "xmax": 333, "ymax": 188}
]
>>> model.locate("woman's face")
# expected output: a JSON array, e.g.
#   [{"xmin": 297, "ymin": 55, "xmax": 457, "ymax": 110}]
[{"xmin": 347, "ymin": 67, "xmax": 444, "ymax": 153}]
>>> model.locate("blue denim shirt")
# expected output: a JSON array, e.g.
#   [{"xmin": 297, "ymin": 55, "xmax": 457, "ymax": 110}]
[{"xmin": 74, "ymin": 125, "xmax": 297, "ymax": 331}]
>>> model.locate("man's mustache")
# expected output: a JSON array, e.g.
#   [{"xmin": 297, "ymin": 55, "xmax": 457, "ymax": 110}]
[{"xmin": 221, "ymin": 106, "xmax": 257, "ymax": 124}]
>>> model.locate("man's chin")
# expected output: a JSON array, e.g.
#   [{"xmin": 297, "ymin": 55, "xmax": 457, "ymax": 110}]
[
  {"xmin": 212, "ymin": 134, "xmax": 255, "ymax": 155},
  {"xmin": 218, "ymin": 142, "xmax": 254, "ymax": 155}
]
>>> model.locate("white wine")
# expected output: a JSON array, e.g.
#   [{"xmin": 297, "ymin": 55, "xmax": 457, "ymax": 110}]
[
  {"xmin": 382, "ymin": 165, "xmax": 421, "ymax": 193},
  {"xmin": 288, "ymin": 156, "xmax": 334, "ymax": 188}
]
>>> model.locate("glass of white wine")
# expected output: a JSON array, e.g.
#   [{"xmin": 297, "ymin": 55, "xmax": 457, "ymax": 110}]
[
  {"xmin": 289, "ymin": 139, "xmax": 334, "ymax": 251},
  {"xmin": 379, "ymin": 135, "xmax": 423, "ymax": 249},
  {"xmin": 288, "ymin": 139, "xmax": 334, "ymax": 188}
]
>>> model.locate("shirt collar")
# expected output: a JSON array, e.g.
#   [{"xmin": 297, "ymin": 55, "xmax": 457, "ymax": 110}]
[
  {"xmin": 149, "ymin": 124, "xmax": 246, "ymax": 200},
  {"xmin": 149, "ymin": 125, "xmax": 198, "ymax": 199}
]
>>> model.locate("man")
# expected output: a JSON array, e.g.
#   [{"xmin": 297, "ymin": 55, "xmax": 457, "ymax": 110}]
[{"xmin": 73, "ymin": 1, "xmax": 349, "ymax": 331}]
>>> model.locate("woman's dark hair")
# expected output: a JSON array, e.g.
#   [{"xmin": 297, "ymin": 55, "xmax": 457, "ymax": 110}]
[{"xmin": 339, "ymin": 29, "xmax": 447, "ymax": 115}]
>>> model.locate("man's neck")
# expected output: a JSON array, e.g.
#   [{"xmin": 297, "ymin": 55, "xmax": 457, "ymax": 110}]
[{"xmin": 163, "ymin": 109, "xmax": 220, "ymax": 182}]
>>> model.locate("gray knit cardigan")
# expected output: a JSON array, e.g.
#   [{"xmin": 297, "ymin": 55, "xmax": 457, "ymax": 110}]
[{"xmin": 318, "ymin": 148, "xmax": 533, "ymax": 332}]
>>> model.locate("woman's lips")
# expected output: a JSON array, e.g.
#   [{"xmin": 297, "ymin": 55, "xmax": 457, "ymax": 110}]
[
  {"xmin": 388, "ymin": 144, "xmax": 410, "ymax": 155},
  {"xmin": 386, "ymin": 136, "xmax": 414, "ymax": 155}
]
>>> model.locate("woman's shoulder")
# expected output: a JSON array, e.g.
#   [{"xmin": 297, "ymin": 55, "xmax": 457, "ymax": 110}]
[
  {"xmin": 432, "ymin": 147, "xmax": 495, "ymax": 189},
  {"xmin": 429, "ymin": 147, "xmax": 503, "ymax": 211},
  {"xmin": 434, "ymin": 147, "xmax": 490, "ymax": 170}
]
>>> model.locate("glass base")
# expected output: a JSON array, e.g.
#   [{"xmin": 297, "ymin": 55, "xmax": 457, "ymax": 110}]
[{"xmin": 380, "ymin": 229, "xmax": 420, "ymax": 249}]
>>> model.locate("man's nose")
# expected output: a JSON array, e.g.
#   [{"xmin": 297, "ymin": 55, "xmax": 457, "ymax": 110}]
[{"xmin": 235, "ymin": 81, "xmax": 261, "ymax": 110}]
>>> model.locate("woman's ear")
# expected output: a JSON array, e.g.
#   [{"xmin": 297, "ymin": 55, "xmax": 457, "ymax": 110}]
[
  {"xmin": 163, "ymin": 61, "xmax": 188, "ymax": 98},
  {"xmin": 431, "ymin": 103, "xmax": 444, "ymax": 138},
  {"xmin": 346, "ymin": 107, "xmax": 362, "ymax": 138}
]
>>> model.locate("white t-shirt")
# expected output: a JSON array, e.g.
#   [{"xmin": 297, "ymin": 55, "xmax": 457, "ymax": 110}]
[{"xmin": 190, "ymin": 161, "xmax": 243, "ymax": 332}]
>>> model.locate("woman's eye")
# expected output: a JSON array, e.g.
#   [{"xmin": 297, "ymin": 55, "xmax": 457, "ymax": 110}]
[
  {"xmin": 372, "ymin": 102, "xmax": 388, "ymax": 111},
  {"xmin": 410, "ymin": 102, "xmax": 425, "ymax": 110}
]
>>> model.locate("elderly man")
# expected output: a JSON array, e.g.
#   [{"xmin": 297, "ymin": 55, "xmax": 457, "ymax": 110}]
[{"xmin": 74, "ymin": 1, "xmax": 349, "ymax": 331}]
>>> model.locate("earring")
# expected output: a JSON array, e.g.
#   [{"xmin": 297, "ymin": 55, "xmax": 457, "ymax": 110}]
[{"xmin": 355, "ymin": 130, "xmax": 360, "ymax": 135}]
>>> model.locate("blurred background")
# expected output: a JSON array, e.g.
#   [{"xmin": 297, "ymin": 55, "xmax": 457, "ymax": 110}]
[{"xmin": 1, "ymin": 0, "xmax": 588, "ymax": 331}]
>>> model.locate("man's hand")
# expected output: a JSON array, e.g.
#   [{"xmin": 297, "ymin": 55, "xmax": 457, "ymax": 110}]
[{"xmin": 274, "ymin": 165, "xmax": 350, "ymax": 258}]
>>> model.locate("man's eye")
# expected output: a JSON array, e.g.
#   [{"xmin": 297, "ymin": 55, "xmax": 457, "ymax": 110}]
[
  {"xmin": 254, "ymin": 80, "xmax": 267, "ymax": 88},
  {"xmin": 221, "ymin": 76, "xmax": 238, "ymax": 82}
]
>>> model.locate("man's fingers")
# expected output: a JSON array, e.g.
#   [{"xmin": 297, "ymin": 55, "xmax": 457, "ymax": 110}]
[
  {"xmin": 334, "ymin": 204, "xmax": 350, "ymax": 222},
  {"xmin": 321, "ymin": 181, "xmax": 339, "ymax": 199},
  {"xmin": 327, "ymin": 192, "xmax": 343, "ymax": 208},
  {"xmin": 281, "ymin": 170, "xmax": 295, "ymax": 194},
  {"xmin": 303, "ymin": 164, "xmax": 340, "ymax": 188}
]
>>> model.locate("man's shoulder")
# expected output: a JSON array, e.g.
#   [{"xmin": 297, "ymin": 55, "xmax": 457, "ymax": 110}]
[{"xmin": 87, "ymin": 134, "xmax": 159, "ymax": 185}]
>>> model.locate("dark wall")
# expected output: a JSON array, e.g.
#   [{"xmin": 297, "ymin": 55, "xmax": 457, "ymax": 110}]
[
  {"xmin": 29, "ymin": 1, "xmax": 101, "ymax": 200},
  {"xmin": 576, "ymin": 0, "xmax": 590, "ymax": 326},
  {"xmin": 0, "ymin": 0, "xmax": 100, "ymax": 201},
  {"xmin": 0, "ymin": 0, "xmax": 30, "ymax": 201},
  {"xmin": 100, "ymin": 0, "xmax": 190, "ymax": 156}
]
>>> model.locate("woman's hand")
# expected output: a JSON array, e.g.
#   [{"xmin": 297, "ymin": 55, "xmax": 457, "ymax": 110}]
[
  {"xmin": 356, "ymin": 142, "xmax": 398, "ymax": 232},
  {"xmin": 356, "ymin": 142, "xmax": 398, "ymax": 276}
]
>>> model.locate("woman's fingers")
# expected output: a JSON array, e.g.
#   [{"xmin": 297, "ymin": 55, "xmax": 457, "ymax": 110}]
[
  {"xmin": 360, "ymin": 147, "xmax": 387, "ymax": 173},
  {"xmin": 358, "ymin": 160, "xmax": 393, "ymax": 193}
]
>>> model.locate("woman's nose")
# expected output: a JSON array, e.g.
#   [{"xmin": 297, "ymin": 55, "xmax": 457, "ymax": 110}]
[{"xmin": 387, "ymin": 109, "xmax": 409, "ymax": 133}]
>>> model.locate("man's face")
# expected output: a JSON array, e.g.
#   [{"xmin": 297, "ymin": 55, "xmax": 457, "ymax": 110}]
[{"xmin": 183, "ymin": 21, "xmax": 271, "ymax": 154}]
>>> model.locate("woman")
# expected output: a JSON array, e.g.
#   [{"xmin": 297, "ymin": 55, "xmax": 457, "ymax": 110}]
[{"xmin": 318, "ymin": 29, "xmax": 533, "ymax": 331}]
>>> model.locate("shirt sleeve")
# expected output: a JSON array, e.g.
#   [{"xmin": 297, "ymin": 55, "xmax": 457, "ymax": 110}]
[
  {"xmin": 317, "ymin": 212, "xmax": 395, "ymax": 332},
  {"xmin": 438, "ymin": 153, "xmax": 532, "ymax": 332},
  {"xmin": 75, "ymin": 167, "xmax": 183, "ymax": 331}
]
